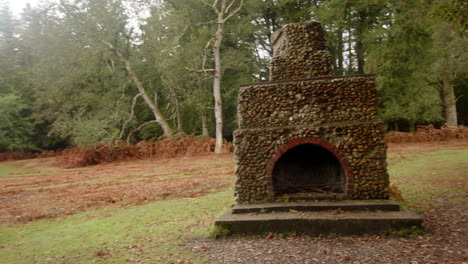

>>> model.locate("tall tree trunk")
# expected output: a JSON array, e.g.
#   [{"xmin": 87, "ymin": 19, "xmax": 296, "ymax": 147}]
[
  {"xmin": 336, "ymin": 28, "xmax": 344, "ymax": 75},
  {"xmin": 355, "ymin": 11, "xmax": 366, "ymax": 74},
  {"xmin": 408, "ymin": 119, "xmax": 415, "ymax": 132},
  {"xmin": 202, "ymin": 113, "xmax": 209, "ymax": 136},
  {"xmin": 213, "ymin": 18, "xmax": 224, "ymax": 153},
  {"xmin": 104, "ymin": 41, "xmax": 173, "ymax": 138},
  {"xmin": 203, "ymin": 0, "xmax": 244, "ymax": 153},
  {"xmin": 442, "ymin": 75, "xmax": 458, "ymax": 128},
  {"xmin": 355, "ymin": 39, "xmax": 365, "ymax": 74},
  {"xmin": 347, "ymin": 29, "xmax": 354, "ymax": 74}
]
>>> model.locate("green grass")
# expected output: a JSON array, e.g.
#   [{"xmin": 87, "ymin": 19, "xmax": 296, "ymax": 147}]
[
  {"xmin": 0, "ymin": 166, "xmax": 25, "ymax": 179},
  {"xmin": 0, "ymin": 190, "xmax": 233, "ymax": 264},
  {"xmin": 1, "ymin": 147, "xmax": 466, "ymax": 263},
  {"xmin": 388, "ymin": 148, "xmax": 468, "ymax": 211}
]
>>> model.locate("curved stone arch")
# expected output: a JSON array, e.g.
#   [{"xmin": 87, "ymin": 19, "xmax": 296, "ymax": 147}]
[{"xmin": 265, "ymin": 137, "xmax": 354, "ymax": 199}]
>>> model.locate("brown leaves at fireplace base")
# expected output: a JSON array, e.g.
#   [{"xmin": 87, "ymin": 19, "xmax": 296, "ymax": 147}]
[{"xmin": 389, "ymin": 184, "xmax": 404, "ymax": 202}]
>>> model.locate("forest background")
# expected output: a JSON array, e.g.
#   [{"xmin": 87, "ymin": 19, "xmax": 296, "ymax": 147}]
[{"xmin": 0, "ymin": 0, "xmax": 466, "ymax": 153}]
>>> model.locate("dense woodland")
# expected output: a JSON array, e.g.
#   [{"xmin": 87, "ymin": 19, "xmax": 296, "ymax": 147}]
[{"xmin": 0, "ymin": 0, "xmax": 466, "ymax": 153}]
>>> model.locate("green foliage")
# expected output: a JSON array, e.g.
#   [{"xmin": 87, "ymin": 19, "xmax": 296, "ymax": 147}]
[
  {"xmin": 0, "ymin": 166, "xmax": 24, "ymax": 179},
  {"xmin": 431, "ymin": 0, "xmax": 467, "ymax": 36},
  {"xmin": 210, "ymin": 225, "xmax": 231, "ymax": 238},
  {"xmin": 139, "ymin": 123, "xmax": 162, "ymax": 141},
  {"xmin": 0, "ymin": 0, "xmax": 465, "ymax": 151},
  {"xmin": 380, "ymin": 226, "xmax": 424, "ymax": 237},
  {"xmin": 0, "ymin": 94, "xmax": 35, "ymax": 151},
  {"xmin": 364, "ymin": 1, "xmax": 443, "ymax": 126}
]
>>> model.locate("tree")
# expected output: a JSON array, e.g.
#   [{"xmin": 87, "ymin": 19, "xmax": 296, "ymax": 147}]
[
  {"xmin": 316, "ymin": 0, "xmax": 386, "ymax": 75},
  {"xmin": 431, "ymin": 0, "xmax": 467, "ymax": 36},
  {"xmin": 0, "ymin": 2, "xmax": 38, "ymax": 151},
  {"xmin": 44, "ymin": 0, "xmax": 174, "ymax": 143},
  {"xmin": 0, "ymin": 94, "xmax": 35, "ymax": 151},
  {"xmin": 104, "ymin": 40, "xmax": 174, "ymax": 139},
  {"xmin": 430, "ymin": 21, "xmax": 467, "ymax": 128},
  {"xmin": 196, "ymin": 0, "xmax": 245, "ymax": 153},
  {"xmin": 365, "ymin": 1, "xmax": 442, "ymax": 130}
]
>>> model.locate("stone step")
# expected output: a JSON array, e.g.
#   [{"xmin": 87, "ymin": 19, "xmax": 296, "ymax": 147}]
[
  {"xmin": 232, "ymin": 200, "xmax": 402, "ymax": 214},
  {"xmin": 215, "ymin": 208, "xmax": 422, "ymax": 235}
]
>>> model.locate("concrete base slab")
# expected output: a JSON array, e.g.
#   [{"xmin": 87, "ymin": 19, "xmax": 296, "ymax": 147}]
[{"xmin": 215, "ymin": 201, "xmax": 422, "ymax": 235}]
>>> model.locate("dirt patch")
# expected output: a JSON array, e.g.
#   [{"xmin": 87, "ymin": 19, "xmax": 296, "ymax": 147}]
[{"xmin": 0, "ymin": 154, "xmax": 234, "ymax": 224}]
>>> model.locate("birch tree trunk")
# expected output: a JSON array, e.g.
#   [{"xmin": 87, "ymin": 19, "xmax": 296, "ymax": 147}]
[
  {"xmin": 213, "ymin": 11, "xmax": 225, "ymax": 153},
  {"xmin": 442, "ymin": 75, "xmax": 458, "ymax": 128},
  {"xmin": 203, "ymin": 0, "xmax": 244, "ymax": 153}
]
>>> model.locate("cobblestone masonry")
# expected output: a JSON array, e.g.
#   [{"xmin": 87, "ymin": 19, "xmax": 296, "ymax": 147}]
[
  {"xmin": 269, "ymin": 22, "xmax": 333, "ymax": 80},
  {"xmin": 234, "ymin": 22, "xmax": 389, "ymax": 203}
]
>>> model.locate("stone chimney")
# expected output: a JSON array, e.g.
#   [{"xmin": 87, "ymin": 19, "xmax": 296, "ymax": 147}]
[{"xmin": 269, "ymin": 21, "xmax": 333, "ymax": 81}]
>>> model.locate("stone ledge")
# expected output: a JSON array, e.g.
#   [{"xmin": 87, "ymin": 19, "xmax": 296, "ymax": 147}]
[
  {"xmin": 235, "ymin": 120, "xmax": 385, "ymax": 133},
  {"xmin": 232, "ymin": 200, "xmax": 402, "ymax": 214},
  {"xmin": 240, "ymin": 74, "xmax": 375, "ymax": 87},
  {"xmin": 215, "ymin": 207, "xmax": 422, "ymax": 235}
]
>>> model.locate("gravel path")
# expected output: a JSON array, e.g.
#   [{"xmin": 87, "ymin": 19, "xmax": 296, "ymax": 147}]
[{"xmin": 189, "ymin": 195, "xmax": 467, "ymax": 264}]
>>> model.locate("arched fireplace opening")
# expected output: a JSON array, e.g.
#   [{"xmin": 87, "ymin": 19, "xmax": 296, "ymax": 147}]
[{"xmin": 272, "ymin": 144, "xmax": 344, "ymax": 195}]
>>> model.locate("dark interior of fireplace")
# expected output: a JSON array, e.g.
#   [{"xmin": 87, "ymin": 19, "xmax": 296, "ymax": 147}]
[{"xmin": 272, "ymin": 144, "xmax": 344, "ymax": 195}]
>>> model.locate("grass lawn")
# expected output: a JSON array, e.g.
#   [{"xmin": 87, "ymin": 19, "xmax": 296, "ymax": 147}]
[
  {"xmin": 0, "ymin": 166, "xmax": 24, "ymax": 179},
  {"xmin": 0, "ymin": 144, "xmax": 467, "ymax": 263},
  {"xmin": 0, "ymin": 190, "xmax": 233, "ymax": 263},
  {"xmin": 388, "ymin": 148, "xmax": 467, "ymax": 211}
]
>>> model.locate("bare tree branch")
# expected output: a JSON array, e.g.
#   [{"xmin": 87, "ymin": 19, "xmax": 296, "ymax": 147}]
[
  {"xmin": 120, "ymin": 93, "xmax": 142, "ymax": 139},
  {"xmin": 202, "ymin": 37, "xmax": 216, "ymax": 70},
  {"xmin": 223, "ymin": 0, "xmax": 244, "ymax": 22},
  {"xmin": 225, "ymin": 0, "xmax": 239, "ymax": 15},
  {"xmin": 126, "ymin": 120, "xmax": 158, "ymax": 144},
  {"xmin": 198, "ymin": 20, "xmax": 218, "ymax": 25},
  {"xmin": 103, "ymin": 40, "xmax": 173, "ymax": 138},
  {"xmin": 184, "ymin": 67, "xmax": 215, "ymax": 73},
  {"xmin": 201, "ymin": 0, "xmax": 220, "ymax": 14}
]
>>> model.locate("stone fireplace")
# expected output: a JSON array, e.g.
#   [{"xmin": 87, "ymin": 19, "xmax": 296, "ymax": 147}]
[
  {"xmin": 216, "ymin": 22, "xmax": 421, "ymax": 235},
  {"xmin": 233, "ymin": 21, "xmax": 390, "ymax": 203}
]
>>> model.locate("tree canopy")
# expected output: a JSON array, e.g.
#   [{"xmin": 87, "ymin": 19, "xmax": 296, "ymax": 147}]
[{"xmin": 0, "ymin": 0, "xmax": 466, "ymax": 151}]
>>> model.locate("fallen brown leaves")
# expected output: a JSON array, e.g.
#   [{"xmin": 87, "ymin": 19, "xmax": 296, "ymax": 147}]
[
  {"xmin": 0, "ymin": 154, "xmax": 233, "ymax": 224},
  {"xmin": 56, "ymin": 136, "xmax": 229, "ymax": 168},
  {"xmin": 386, "ymin": 125, "xmax": 468, "ymax": 144}
]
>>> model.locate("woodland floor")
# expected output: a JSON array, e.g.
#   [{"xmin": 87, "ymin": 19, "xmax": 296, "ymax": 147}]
[{"xmin": 0, "ymin": 140, "xmax": 467, "ymax": 263}]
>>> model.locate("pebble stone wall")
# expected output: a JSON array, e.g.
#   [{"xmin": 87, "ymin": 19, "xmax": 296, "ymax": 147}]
[
  {"xmin": 233, "ymin": 22, "xmax": 390, "ymax": 203},
  {"xmin": 269, "ymin": 22, "xmax": 333, "ymax": 81}
]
